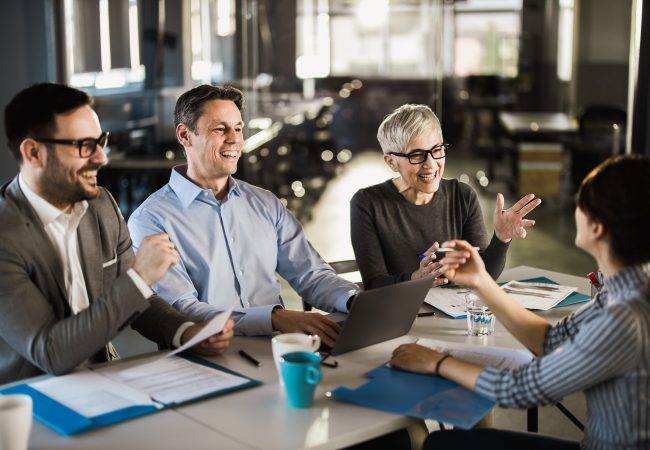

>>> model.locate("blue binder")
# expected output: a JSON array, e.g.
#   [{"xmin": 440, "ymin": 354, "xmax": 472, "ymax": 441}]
[
  {"xmin": 0, "ymin": 354, "xmax": 260, "ymax": 436},
  {"xmin": 330, "ymin": 364, "xmax": 495, "ymax": 429}
]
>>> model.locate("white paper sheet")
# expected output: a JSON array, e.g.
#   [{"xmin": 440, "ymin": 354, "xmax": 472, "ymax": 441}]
[
  {"xmin": 500, "ymin": 281, "xmax": 577, "ymax": 310},
  {"xmin": 169, "ymin": 303, "xmax": 235, "ymax": 356},
  {"xmin": 98, "ymin": 355, "xmax": 249, "ymax": 405},
  {"xmin": 423, "ymin": 287, "xmax": 472, "ymax": 318},
  {"xmin": 31, "ymin": 370, "xmax": 159, "ymax": 417},
  {"xmin": 416, "ymin": 338, "xmax": 533, "ymax": 370}
]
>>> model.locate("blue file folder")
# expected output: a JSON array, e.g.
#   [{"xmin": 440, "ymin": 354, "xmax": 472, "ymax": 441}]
[
  {"xmin": 330, "ymin": 364, "xmax": 495, "ymax": 429},
  {"xmin": 0, "ymin": 354, "xmax": 260, "ymax": 436}
]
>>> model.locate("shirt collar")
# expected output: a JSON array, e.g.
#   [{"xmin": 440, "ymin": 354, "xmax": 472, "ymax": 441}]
[
  {"xmin": 169, "ymin": 165, "xmax": 241, "ymax": 208},
  {"xmin": 18, "ymin": 174, "xmax": 88, "ymax": 227},
  {"xmin": 604, "ymin": 262, "xmax": 650, "ymax": 302}
]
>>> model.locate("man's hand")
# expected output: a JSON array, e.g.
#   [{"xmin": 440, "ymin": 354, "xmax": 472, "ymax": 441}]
[
  {"xmin": 132, "ymin": 233, "xmax": 179, "ymax": 285},
  {"xmin": 271, "ymin": 309, "xmax": 340, "ymax": 348},
  {"xmin": 181, "ymin": 319, "xmax": 234, "ymax": 356},
  {"xmin": 493, "ymin": 193, "xmax": 541, "ymax": 243}
]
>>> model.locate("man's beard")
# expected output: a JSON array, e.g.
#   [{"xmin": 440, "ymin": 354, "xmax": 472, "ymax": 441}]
[{"xmin": 38, "ymin": 149, "xmax": 102, "ymax": 209}]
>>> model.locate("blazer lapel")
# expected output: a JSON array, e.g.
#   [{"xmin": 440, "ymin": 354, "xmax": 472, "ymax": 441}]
[
  {"xmin": 77, "ymin": 207, "xmax": 102, "ymax": 303},
  {"xmin": 5, "ymin": 178, "xmax": 69, "ymax": 307}
]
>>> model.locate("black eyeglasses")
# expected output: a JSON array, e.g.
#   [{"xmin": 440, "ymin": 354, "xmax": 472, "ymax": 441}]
[
  {"xmin": 33, "ymin": 132, "xmax": 110, "ymax": 158},
  {"xmin": 388, "ymin": 143, "xmax": 449, "ymax": 165}
]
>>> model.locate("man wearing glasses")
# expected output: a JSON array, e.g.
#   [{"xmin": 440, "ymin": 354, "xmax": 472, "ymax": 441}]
[
  {"xmin": 0, "ymin": 83, "xmax": 233, "ymax": 384},
  {"xmin": 350, "ymin": 104, "xmax": 541, "ymax": 289}
]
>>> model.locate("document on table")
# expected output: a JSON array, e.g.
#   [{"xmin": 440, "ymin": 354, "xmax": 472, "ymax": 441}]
[
  {"xmin": 30, "ymin": 370, "xmax": 159, "ymax": 417},
  {"xmin": 500, "ymin": 280, "xmax": 577, "ymax": 310},
  {"xmin": 98, "ymin": 355, "xmax": 250, "ymax": 405},
  {"xmin": 424, "ymin": 287, "xmax": 471, "ymax": 318},
  {"xmin": 3, "ymin": 302, "xmax": 261, "ymax": 436},
  {"xmin": 416, "ymin": 338, "xmax": 533, "ymax": 370}
]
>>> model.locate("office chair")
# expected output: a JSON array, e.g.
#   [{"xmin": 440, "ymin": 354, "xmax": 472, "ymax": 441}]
[{"xmin": 570, "ymin": 104, "xmax": 626, "ymax": 191}]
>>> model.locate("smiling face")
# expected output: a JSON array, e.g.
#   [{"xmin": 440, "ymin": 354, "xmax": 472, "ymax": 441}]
[
  {"xmin": 181, "ymin": 99, "xmax": 244, "ymax": 190},
  {"xmin": 38, "ymin": 105, "xmax": 107, "ymax": 210},
  {"xmin": 384, "ymin": 128, "xmax": 445, "ymax": 204}
]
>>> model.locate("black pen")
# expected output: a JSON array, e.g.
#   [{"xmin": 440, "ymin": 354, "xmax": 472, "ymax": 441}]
[
  {"xmin": 238, "ymin": 349, "xmax": 261, "ymax": 367},
  {"xmin": 416, "ymin": 311, "xmax": 436, "ymax": 318}
]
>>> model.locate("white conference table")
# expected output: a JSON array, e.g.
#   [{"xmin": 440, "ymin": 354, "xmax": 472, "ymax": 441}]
[{"xmin": 24, "ymin": 266, "xmax": 590, "ymax": 450}]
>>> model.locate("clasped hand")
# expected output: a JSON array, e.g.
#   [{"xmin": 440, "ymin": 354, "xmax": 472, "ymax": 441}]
[{"xmin": 412, "ymin": 242, "xmax": 449, "ymax": 287}]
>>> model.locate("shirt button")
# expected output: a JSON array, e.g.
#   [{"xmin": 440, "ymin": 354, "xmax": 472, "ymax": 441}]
[{"xmin": 239, "ymin": 270, "xmax": 243, "ymax": 276}]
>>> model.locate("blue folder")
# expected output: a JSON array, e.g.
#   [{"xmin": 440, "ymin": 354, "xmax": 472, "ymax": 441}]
[
  {"xmin": 0, "ymin": 354, "xmax": 261, "ymax": 436},
  {"xmin": 330, "ymin": 364, "xmax": 495, "ymax": 429}
]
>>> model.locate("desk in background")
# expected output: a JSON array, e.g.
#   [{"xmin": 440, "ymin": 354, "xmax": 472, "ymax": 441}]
[
  {"xmin": 19, "ymin": 266, "xmax": 588, "ymax": 450},
  {"xmin": 499, "ymin": 112, "xmax": 578, "ymax": 198}
]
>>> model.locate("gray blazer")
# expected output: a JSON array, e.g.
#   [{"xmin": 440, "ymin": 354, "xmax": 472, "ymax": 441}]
[{"xmin": 0, "ymin": 177, "xmax": 188, "ymax": 384}]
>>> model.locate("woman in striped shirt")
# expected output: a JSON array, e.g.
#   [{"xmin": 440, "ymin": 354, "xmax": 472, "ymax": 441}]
[{"xmin": 390, "ymin": 155, "xmax": 650, "ymax": 449}]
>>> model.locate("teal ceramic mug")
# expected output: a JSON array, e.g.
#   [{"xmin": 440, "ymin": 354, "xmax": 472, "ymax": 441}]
[{"xmin": 279, "ymin": 351, "xmax": 322, "ymax": 408}]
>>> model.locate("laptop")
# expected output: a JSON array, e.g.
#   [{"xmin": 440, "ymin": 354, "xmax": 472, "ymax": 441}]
[{"xmin": 325, "ymin": 276, "xmax": 435, "ymax": 356}]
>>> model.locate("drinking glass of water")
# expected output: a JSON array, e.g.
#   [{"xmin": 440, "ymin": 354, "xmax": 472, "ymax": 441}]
[{"xmin": 465, "ymin": 292, "xmax": 495, "ymax": 336}]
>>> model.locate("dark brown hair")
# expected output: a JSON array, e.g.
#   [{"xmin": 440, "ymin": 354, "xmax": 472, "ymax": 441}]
[
  {"xmin": 576, "ymin": 154, "xmax": 650, "ymax": 294},
  {"xmin": 174, "ymin": 84, "xmax": 244, "ymax": 132},
  {"xmin": 4, "ymin": 83, "xmax": 92, "ymax": 163}
]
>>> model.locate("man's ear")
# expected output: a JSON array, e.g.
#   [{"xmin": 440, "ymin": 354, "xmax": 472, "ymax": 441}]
[
  {"xmin": 383, "ymin": 154, "xmax": 399, "ymax": 172},
  {"xmin": 19, "ymin": 139, "xmax": 46, "ymax": 168},
  {"xmin": 176, "ymin": 123, "xmax": 193, "ymax": 148}
]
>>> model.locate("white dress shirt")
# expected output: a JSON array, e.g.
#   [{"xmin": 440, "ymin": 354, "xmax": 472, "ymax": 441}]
[{"xmin": 18, "ymin": 175, "xmax": 192, "ymax": 346}]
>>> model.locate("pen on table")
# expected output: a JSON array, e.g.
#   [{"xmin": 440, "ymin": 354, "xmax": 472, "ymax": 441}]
[
  {"xmin": 416, "ymin": 311, "xmax": 436, "ymax": 318},
  {"xmin": 238, "ymin": 350, "xmax": 261, "ymax": 367}
]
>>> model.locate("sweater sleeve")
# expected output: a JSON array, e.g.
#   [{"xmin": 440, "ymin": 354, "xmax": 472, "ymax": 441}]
[
  {"xmin": 350, "ymin": 189, "xmax": 412, "ymax": 289},
  {"xmin": 460, "ymin": 186, "xmax": 508, "ymax": 279}
]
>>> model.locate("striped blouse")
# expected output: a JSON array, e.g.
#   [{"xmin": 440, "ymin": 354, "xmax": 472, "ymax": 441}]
[{"xmin": 474, "ymin": 263, "xmax": 650, "ymax": 449}]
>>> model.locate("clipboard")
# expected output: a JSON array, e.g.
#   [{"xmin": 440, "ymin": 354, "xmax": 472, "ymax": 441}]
[{"xmin": 0, "ymin": 354, "xmax": 260, "ymax": 436}]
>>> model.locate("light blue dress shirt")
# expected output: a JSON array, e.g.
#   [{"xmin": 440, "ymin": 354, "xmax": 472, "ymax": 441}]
[{"xmin": 128, "ymin": 165, "xmax": 359, "ymax": 336}]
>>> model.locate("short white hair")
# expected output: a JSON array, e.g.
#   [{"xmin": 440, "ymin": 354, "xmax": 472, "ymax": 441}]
[{"xmin": 377, "ymin": 104, "xmax": 442, "ymax": 154}]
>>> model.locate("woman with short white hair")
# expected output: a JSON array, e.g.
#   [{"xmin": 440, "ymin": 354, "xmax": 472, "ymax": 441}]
[{"xmin": 350, "ymin": 104, "xmax": 540, "ymax": 289}]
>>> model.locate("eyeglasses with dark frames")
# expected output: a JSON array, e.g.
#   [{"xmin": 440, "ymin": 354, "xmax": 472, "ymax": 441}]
[
  {"xmin": 33, "ymin": 132, "xmax": 110, "ymax": 158},
  {"xmin": 388, "ymin": 142, "xmax": 449, "ymax": 165}
]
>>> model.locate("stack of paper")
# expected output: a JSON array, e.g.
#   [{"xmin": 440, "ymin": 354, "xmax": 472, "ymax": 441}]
[
  {"xmin": 500, "ymin": 280, "xmax": 577, "ymax": 310},
  {"xmin": 423, "ymin": 287, "xmax": 471, "ymax": 318}
]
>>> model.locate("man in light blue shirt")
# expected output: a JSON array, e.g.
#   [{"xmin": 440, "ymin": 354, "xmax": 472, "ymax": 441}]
[{"xmin": 128, "ymin": 85, "xmax": 360, "ymax": 346}]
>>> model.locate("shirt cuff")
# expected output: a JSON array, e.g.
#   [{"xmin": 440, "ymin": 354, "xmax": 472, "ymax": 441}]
[
  {"xmin": 236, "ymin": 304, "xmax": 282, "ymax": 336},
  {"xmin": 127, "ymin": 268, "xmax": 155, "ymax": 299},
  {"xmin": 336, "ymin": 289, "xmax": 361, "ymax": 313},
  {"xmin": 474, "ymin": 367, "xmax": 500, "ymax": 402},
  {"xmin": 172, "ymin": 322, "xmax": 195, "ymax": 348}
]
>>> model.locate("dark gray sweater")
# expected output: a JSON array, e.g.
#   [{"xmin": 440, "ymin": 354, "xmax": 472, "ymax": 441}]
[{"xmin": 350, "ymin": 179, "xmax": 509, "ymax": 289}]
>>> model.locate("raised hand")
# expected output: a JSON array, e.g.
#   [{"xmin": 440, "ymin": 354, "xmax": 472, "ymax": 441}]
[
  {"xmin": 437, "ymin": 240, "xmax": 487, "ymax": 289},
  {"xmin": 494, "ymin": 193, "xmax": 541, "ymax": 242},
  {"xmin": 132, "ymin": 233, "xmax": 179, "ymax": 285}
]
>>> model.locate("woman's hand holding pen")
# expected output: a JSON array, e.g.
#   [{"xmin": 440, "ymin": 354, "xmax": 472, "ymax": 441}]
[{"xmin": 412, "ymin": 242, "xmax": 449, "ymax": 287}]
